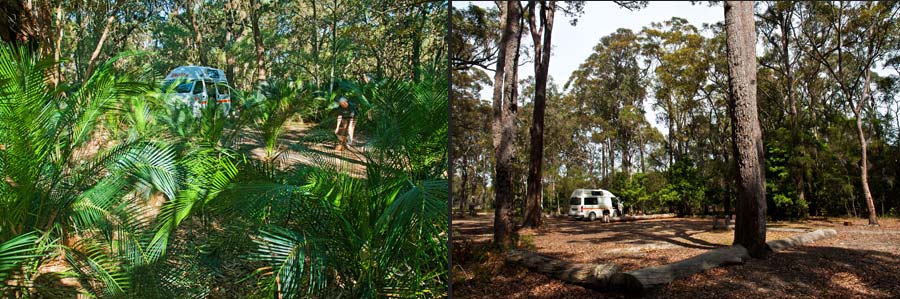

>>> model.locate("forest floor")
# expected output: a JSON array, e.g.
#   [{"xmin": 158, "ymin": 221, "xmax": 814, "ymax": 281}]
[
  {"xmin": 452, "ymin": 214, "xmax": 900, "ymax": 298},
  {"xmin": 236, "ymin": 118, "xmax": 369, "ymax": 177}
]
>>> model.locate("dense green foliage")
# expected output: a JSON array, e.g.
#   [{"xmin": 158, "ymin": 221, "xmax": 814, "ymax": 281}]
[
  {"xmin": 452, "ymin": 1, "xmax": 900, "ymax": 221},
  {"xmin": 0, "ymin": 0, "xmax": 447, "ymax": 298}
]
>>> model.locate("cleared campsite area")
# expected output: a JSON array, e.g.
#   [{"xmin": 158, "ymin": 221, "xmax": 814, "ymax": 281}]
[{"xmin": 451, "ymin": 215, "xmax": 900, "ymax": 298}]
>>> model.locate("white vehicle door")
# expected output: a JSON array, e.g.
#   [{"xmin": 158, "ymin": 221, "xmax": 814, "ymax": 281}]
[
  {"xmin": 215, "ymin": 82, "xmax": 230, "ymax": 104},
  {"xmin": 190, "ymin": 81, "xmax": 204, "ymax": 103}
]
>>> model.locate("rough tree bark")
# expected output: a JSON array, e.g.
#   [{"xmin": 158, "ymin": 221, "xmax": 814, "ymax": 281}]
[
  {"xmin": 189, "ymin": 1, "xmax": 207, "ymax": 66},
  {"xmin": 725, "ymin": 0, "xmax": 768, "ymax": 258},
  {"xmin": 224, "ymin": 0, "xmax": 239, "ymax": 86},
  {"xmin": 523, "ymin": 0, "xmax": 556, "ymax": 229},
  {"xmin": 506, "ymin": 249, "xmax": 620, "ymax": 289},
  {"xmin": 492, "ymin": 0, "xmax": 523, "ymax": 248},
  {"xmin": 249, "ymin": 0, "xmax": 267, "ymax": 84}
]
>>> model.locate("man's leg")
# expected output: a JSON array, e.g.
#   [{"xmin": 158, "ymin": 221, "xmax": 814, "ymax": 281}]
[{"xmin": 336, "ymin": 135, "xmax": 347, "ymax": 151}]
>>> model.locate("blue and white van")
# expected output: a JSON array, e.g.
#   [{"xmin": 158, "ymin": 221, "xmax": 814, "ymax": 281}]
[{"xmin": 161, "ymin": 66, "xmax": 232, "ymax": 115}]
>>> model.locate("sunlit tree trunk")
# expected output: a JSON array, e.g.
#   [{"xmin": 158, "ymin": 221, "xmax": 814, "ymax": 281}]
[
  {"xmin": 85, "ymin": 15, "xmax": 114, "ymax": 78},
  {"xmin": 52, "ymin": 3, "xmax": 63, "ymax": 87},
  {"xmin": 725, "ymin": 0, "xmax": 768, "ymax": 258},
  {"xmin": 855, "ymin": 70, "xmax": 878, "ymax": 226}
]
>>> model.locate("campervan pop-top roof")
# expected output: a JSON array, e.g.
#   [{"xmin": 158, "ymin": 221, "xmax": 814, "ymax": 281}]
[
  {"xmin": 571, "ymin": 188, "xmax": 613, "ymax": 198},
  {"xmin": 164, "ymin": 66, "xmax": 228, "ymax": 84}
]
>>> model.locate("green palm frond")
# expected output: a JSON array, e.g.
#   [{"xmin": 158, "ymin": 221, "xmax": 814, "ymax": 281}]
[
  {"xmin": 0, "ymin": 232, "xmax": 41, "ymax": 285},
  {"xmin": 66, "ymin": 240, "xmax": 130, "ymax": 297},
  {"xmin": 251, "ymin": 225, "xmax": 335, "ymax": 298},
  {"xmin": 148, "ymin": 149, "xmax": 238, "ymax": 261}
]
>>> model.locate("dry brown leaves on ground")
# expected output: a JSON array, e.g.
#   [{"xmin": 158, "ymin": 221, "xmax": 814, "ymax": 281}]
[{"xmin": 452, "ymin": 215, "xmax": 900, "ymax": 298}]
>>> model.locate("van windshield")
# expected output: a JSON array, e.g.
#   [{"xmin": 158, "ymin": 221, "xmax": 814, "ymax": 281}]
[
  {"xmin": 570, "ymin": 197, "xmax": 581, "ymax": 205},
  {"xmin": 162, "ymin": 80, "xmax": 194, "ymax": 93}
]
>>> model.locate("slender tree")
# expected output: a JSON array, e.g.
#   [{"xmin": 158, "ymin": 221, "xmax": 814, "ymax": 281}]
[
  {"xmin": 725, "ymin": 0, "xmax": 768, "ymax": 257},
  {"xmin": 798, "ymin": 1, "xmax": 899, "ymax": 225},
  {"xmin": 522, "ymin": 0, "xmax": 557, "ymax": 228}
]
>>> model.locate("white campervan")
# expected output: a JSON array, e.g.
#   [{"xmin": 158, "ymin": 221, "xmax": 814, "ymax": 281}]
[
  {"xmin": 568, "ymin": 188, "xmax": 624, "ymax": 222},
  {"xmin": 162, "ymin": 66, "xmax": 232, "ymax": 115}
]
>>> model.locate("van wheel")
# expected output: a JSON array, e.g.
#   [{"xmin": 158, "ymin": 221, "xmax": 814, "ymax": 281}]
[
  {"xmin": 602, "ymin": 214, "xmax": 611, "ymax": 223},
  {"xmin": 588, "ymin": 212, "xmax": 596, "ymax": 222}
]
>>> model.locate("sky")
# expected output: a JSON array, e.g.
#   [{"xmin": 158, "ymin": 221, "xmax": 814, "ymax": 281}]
[{"xmin": 455, "ymin": 1, "xmax": 726, "ymax": 131}]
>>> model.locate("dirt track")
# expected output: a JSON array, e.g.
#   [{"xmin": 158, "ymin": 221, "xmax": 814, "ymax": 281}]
[{"xmin": 452, "ymin": 215, "xmax": 900, "ymax": 298}]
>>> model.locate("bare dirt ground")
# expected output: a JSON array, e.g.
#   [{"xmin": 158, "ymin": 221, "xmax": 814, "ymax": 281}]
[
  {"xmin": 236, "ymin": 119, "xmax": 368, "ymax": 177},
  {"xmin": 452, "ymin": 215, "xmax": 900, "ymax": 299}
]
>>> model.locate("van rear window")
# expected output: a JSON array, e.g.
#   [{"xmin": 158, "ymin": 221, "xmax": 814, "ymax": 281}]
[
  {"xmin": 585, "ymin": 197, "xmax": 599, "ymax": 205},
  {"xmin": 570, "ymin": 198, "xmax": 581, "ymax": 205}
]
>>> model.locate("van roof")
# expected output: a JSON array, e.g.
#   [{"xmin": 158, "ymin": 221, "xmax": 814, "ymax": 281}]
[
  {"xmin": 164, "ymin": 66, "xmax": 228, "ymax": 84},
  {"xmin": 571, "ymin": 188, "xmax": 615, "ymax": 197}
]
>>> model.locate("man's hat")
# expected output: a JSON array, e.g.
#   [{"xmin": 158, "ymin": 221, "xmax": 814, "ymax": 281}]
[{"xmin": 337, "ymin": 96, "xmax": 348, "ymax": 103}]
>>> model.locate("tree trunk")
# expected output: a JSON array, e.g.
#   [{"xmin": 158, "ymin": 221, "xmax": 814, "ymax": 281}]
[
  {"xmin": 189, "ymin": 1, "xmax": 207, "ymax": 66},
  {"xmin": 52, "ymin": 3, "xmax": 64, "ymax": 87},
  {"xmin": 224, "ymin": 0, "xmax": 238, "ymax": 85},
  {"xmin": 725, "ymin": 1, "xmax": 768, "ymax": 258},
  {"xmin": 459, "ymin": 155, "xmax": 469, "ymax": 216},
  {"xmin": 523, "ymin": 0, "xmax": 556, "ymax": 229},
  {"xmin": 639, "ymin": 128, "xmax": 646, "ymax": 173},
  {"xmin": 856, "ymin": 70, "xmax": 878, "ymax": 226},
  {"xmin": 492, "ymin": 0, "xmax": 523, "ymax": 248},
  {"xmin": 85, "ymin": 15, "xmax": 115, "ymax": 78},
  {"xmin": 411, "ymin": 6, "xmax": 426, "ymax": 82},
  {"xmin": 249, "ymin": 0, "xmax": 267, "ymax": 84},
  {"xmin": 311, "ymin": 0, "xmax": 321, "ymax": 87},
  {"xmin": 329, "ymin": 0, "xmax": 338, "ymax": 94},
  {"xmin": 779, "ymin": 7, "xmax": 807, "ymax": 216}
]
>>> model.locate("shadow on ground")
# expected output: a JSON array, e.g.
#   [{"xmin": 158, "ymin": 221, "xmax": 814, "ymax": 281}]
[{"xmin": 453, "ymin": 214, "xmax": 900, "ymax": 298}]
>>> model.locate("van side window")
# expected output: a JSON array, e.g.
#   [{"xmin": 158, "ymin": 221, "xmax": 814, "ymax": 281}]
[
  {"xmin": 591, "ymin": 191, "xmax": 604, "ymax": 196},
  {"xmin": 217, "ymin": 83, "xmax": 229, "ymax": 95},
  {"xmin": 205, "ymin": 81, "xmax": 216, "ymax": 97},
  {"xmin": 585, "ymin": 197, "xmax": 598, "ymax": 205},
  {"xmin": 192, "ymin": 81, "xmax": 203, "ymax": 94}
]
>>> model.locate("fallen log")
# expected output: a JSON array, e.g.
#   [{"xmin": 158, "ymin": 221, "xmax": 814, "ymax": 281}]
[
  {"xmin": 766, "ymin": 227, "xmax": 809, "ymax": 233},
  {"xmin": 609, "ymin": 245, "xmax": 750, "ymax": 291},
  {"xmin": 612, "ymin": 229, "xmax": 839, "ymax": 292},
  {"xmin": 508, "ymin": 229, "xmax": 838, "ymax": 292},
  {"xmin": 609, "ymin": 213, "xmax": 677, "ymax": 223},
  {"xmin": 766, "ymin": 228, "xmax": 837, "ymax": 251},
  {"xmin": 505, "ymin": 249, "xmax": 620, "ymax": 289}
]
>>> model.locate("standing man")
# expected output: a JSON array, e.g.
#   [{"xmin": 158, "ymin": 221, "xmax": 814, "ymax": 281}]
[{"xmin": 334, "ymin": 96, "xmax": 357, "ymax": 152}]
